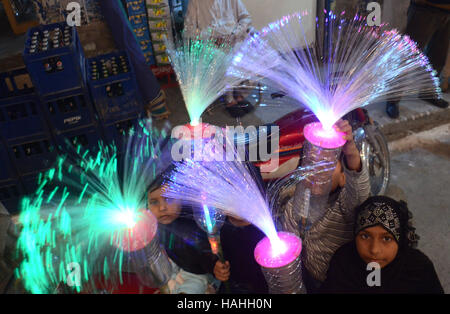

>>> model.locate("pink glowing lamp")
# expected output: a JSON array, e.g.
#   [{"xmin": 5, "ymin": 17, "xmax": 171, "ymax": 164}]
[
  {"xmin": 254, "ymin": 232, "xmax": 302, "ymax": 268},
  {"xmin": 303, "ymin": 122, "xmax": 346, "ymax": 149},
  {"xmin": 113, "ymin": 210, "xmax": 158, "ymax": 252},
  {"xmin": 176, "ymin": 122, "xmax": 223, "ymax": 141},
  {"xmin": 184, "ymin": 122, "xmax": 211, "ymax": 137}
]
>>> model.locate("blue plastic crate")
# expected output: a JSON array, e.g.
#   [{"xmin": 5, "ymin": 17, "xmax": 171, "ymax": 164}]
[
  {"xmin": 126, "ymin": 0, "xmax": 147, "ymax": 15},
  {"xmin": 7, "ymin": 133, "xmax": 57, "ymax": 176},
  {"xmin": 87, "ymin": 52, "xmax": 144, "ymax": 123},
  {"xmin": 142, "ymin": 49, "xmax": 156, "ymax": 66},
  {"xmin": 21, "ymin": 165, "xmax": 81, "ymax": 197},
  {"xmin": 41, "ymin": 87, "xmax": 98, "ymax": 134},
  {"xmin": 132, "ymin": 24, "xmax": 152, "ymax": 41},
  {"xmin": 21, "ymin": 170, "xmax": 59, "ymax": 196},
  {"xmin": 138, "ymin": 38, "xmax": 153, "ymax": 52},
  {"xmin": 54, "ymin": 124, "xmax": 104, "ymax": 154},
  {"xmin": 21, "ymin": 172, "xmax": 44, "ymax": 195},
  {"xmin": 0, "ymin": 67, "xmax": 35, "ymax": 99},
  {"xmin": 0, "ymin": 140, "xmax": 17, "ymax": 182},
  {"xmin": 0, "ymin": 179, "xmax": 25, "ymax": 214},
  {"xmin": 102, "ymin": 114, "xmax": 144, "ymax": 152},
  {"xmin": 0, "ymin": 93, "xmax": 48, "ymax": 142},
  {"xmin": 23, "ymin": 22, "xmax": 87, "ymax": 97},
  {"xmin": 145, "ymin": 55, "xmax": 156, "ymax": 66},
  {"xmin": 129, "ymin": 12, "xmax": 148, "ymax": 26}
]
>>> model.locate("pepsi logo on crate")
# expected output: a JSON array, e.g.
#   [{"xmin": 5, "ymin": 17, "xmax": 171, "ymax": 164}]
[
  {"xmin": 23, "ymin": 22, "xmax": 87, "ymax": 97},
  {"xmin": 42, "ymin": 87, "xmax": 97, "ymax": 134}
]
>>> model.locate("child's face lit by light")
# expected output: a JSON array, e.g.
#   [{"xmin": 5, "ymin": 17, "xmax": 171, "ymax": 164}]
[
  {"xmin": 148, "ymin": 186, "xmax": 181, "ymax": 224},
  {"xmin": 356, "ymin": 225, "xmax": 399, "ymax": 269}
]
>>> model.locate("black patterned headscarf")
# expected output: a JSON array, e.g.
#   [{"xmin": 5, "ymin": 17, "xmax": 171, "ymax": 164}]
[{"xmin": 354, "ymin": 196, "xmax": 419, "ymax": 248}]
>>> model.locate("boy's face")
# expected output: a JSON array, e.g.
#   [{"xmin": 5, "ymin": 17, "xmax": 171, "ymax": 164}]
[
  {"xmin": 330, "ymin": 160, "xmax": 346, "ymax": 192},
  {"xmin": 355, "ymin": 225, "xmax": 399, "ymax": 269},
  {"xmin": 148, "ymin": 186, "xmax": 181, "ymax": 224}
]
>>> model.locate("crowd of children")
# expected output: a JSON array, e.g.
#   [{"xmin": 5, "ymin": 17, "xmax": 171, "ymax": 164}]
[{"xmin": 140, "ymin": 119, "xmax": 443, "ymax": 294}]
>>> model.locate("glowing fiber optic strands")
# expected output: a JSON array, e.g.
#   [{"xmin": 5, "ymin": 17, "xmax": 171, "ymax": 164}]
[
  {"xmin": 163, "ymin": 135, "xmax": 280, "ymax": 248},
  {"xmin": 195, "ymin": 204, "xmax": 225, "ymax": 236},
  {"xmin": 16, "ymin": 119, "xmax": 174, "ymax": 293},
  {"xmin": 194, "ymin": 204, "xmax": 227, "ymax": 263},
  {"xmin": 16, "ymin": 187, "xmax": 99, "ymax": 293},
  {"xmin": 229, "ymin": 11, "xmax": 441, "ymax": 131},
  {"xmin": 203, "ymin": 205, "xmax": 214, "ymax": 234},
  {"xmin": 165, "ymin": 34, "xmax": 245, "ymax": 126}
]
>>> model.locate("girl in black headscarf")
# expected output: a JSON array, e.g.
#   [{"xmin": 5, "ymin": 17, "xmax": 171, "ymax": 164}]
[{"xmin": 320, "ymin": 196, "xmax": 444, "ymax": 294}]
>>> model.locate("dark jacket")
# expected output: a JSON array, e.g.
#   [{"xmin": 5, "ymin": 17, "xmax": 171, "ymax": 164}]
[
  {"xmin": 320, "ymin": 241, "xmax": 444, "ymax": 294},
  {"xmin": 158, "ymin": 209, "xmax": 217, "ymax": 275},
  {"xmin": 220, "ymin": 219, "xmax": 269, "ymax": 294}
]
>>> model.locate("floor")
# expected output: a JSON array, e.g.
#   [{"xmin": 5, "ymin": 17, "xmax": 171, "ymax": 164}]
[{"xmin": 386, "ymin": 124, "xmax": 450, "ymax": 293}]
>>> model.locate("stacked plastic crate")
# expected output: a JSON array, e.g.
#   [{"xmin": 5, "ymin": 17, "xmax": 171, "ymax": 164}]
[
  {"xmin": 86, "ymin": 51, "xmax": 145, "ymax": 153},
  {"xmin": 127, "ymin": 0, "xmax": 156, "ymax": 65},
  {"xmin": 0, "ymin": 68, "xmax": 50, "ymax": 213},
  {"xmin": 146, "ymin": 0, "xmax": 172, "ymax": 67},
  {"xmin": 0, "ymin": 136, "xmax": 21, "ymax": 212},
  {"xmin": 22, "ymin": 22, "xmax": 103, "ymax": 196}
]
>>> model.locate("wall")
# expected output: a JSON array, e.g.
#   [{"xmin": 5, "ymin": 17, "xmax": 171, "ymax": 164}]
[
  {"xmin": 241, "ymin": 0, "xmax": 316, "ymax": 47},
  {"xmin": 241, "ymin": 0, "xmax": 316, "ymax": 30},
  {"xmin": 381, "ymin": 0, "xmax": 409, "ymax": 32}
]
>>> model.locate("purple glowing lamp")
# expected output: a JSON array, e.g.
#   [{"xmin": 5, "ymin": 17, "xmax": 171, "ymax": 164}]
[
  {"xmin": 303, "ymin": 122, "xmax": 346, "ymax": 149},
  {"xmin": 254, "ymin": 232, "xmax": 302, "ymax": 268}
]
